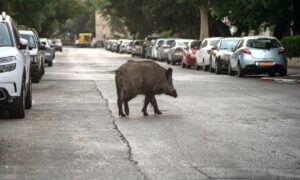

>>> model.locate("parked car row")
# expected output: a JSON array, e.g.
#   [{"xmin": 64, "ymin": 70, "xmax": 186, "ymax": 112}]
[
  {"xmin": 0, "ymin": 12, "xmax": 63, "ymax": 118},
  {"xmin": 106, "ymin": 35, "xmax": 287, "ymax": 77}
]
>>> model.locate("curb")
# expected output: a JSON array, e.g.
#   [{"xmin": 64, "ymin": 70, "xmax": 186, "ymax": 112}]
[{"xmin": 261, "ymin": 77, "xmax": 300, "ymax": 84}]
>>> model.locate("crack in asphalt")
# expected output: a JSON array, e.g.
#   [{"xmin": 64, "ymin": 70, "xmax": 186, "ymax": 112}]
[{"xmin": 93, "ymin": 81, "xmax": 149, "ymax": 180}]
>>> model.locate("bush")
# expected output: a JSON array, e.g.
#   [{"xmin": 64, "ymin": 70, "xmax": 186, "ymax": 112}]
[{"xmin": 281, "ymin": 36, "xmax": 300, "ymax": 58}]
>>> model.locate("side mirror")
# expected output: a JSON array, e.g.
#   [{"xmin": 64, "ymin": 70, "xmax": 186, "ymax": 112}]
[{"xmin": 19, "ymin": 38, "xmax": 28, "ymax": 50}]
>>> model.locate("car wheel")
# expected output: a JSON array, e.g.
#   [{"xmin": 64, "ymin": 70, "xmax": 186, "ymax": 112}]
[
  {"xmin": 181, "ymin": 60, "xmax": 186, "ymax": 68},
  {"xmin": 215, "ymin": 62, "xmax": 221, "ymax": 74},
  {"xmin": 228, "ymin": 62, "xmax": 234, "ymax": 76},
  {"xmin": 25, "ymin": 78, "xmax": 32, "ymax": 109},
  {"xmin": 279, "ymin": 68, "xmax": 287, "ymax": 76},
  {"xmin": 48, "ymin": 60, "xmax": 53, "ymax": 67},
  {"xmin": 187, "ymin": 63, "xmax": 191, "ymax": 69},
  {"xmin": 268, "ymin": 71, "xmax": 275, "ymax": 77},
  {"xmin": 32, "ymin": 73, "xmax": 41, "ymax": 83},
  {"xmin": 202, "ymin": 60, "xmax": 206, "ymax": 71},
  {"xmin": 209, "ymin": 61, "xmax": 214, "ymax": 73},
  {"xmin": 171, "ymin": 60, "xmax": 176, "ymax": 65},
  {"xmin": 195, "ymin": 62, "xmax": 200, "ymax": 70},
  {"xmin": 237, "ymin": 63, "xmax": 245, "ymax": 78},
  {"xmin": 10, "ymin": 78, "xmax": 25, "ymax": 118}
]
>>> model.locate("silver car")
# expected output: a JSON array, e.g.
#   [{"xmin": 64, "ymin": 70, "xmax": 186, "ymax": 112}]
[
  {"xmin": 167, "ymin": 39, "xmax": 194, "ymax": 65},
  {"xmin": 229, "ymin": 36, "xmax": 287, "ymax": 77},
  {"xmin": 157, "ymin": 39, "xmax": 175, "ymax": 61}
]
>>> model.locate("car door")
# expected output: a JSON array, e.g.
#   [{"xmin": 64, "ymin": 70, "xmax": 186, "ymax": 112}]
[
  {"xmin": 197, "ymin": 40, "xmax": 208, "ymax": 66},
  {"xmin": 231, "ymin": 39, "xmax": 244, "ymax": 70}
]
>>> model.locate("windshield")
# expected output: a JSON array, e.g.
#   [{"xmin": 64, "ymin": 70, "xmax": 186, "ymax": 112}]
[
  {"xmin": 210, "ymin": 40, "xmax": 219, "ymax": 46},
  {"xmin": 0, "ymin": 23, "xmax": 13, "ymax": 47},
  {"xmin": 246, "ymin": 38, "xmax": 281, "ymax": 49},
  {"xmin": 191, "ymin": 41, "xmax": 201, "ymax": 49},
  {"xmin": 20, "ymin": 34, "xmax": 36, "ymax": 48},
  {"xmin": 166, "ymin": 40, "xmax": 174, "ymax": 46},
  {"xmin": 220, "ymin": 39, "xmax": 239, "ymax": 50},
  {"xmin": 178, "ymin": 41, "xmax": 189, "ymax": 47}
]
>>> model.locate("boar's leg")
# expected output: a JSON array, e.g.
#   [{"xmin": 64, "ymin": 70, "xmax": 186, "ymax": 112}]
[
  {"xmin": 124, "ymin": 101, "xmax": 129, "ymax": 116},
  {"xmin": 142, "ymin": 95, "xmax": 152, "ymax": 116},
  {"xmin": 117, "ymin": 90, "xmax": 126, "ymax": 117},
  {"xmin": 150, "ymin": 95, "xmax": 162, "ymax": 115}
]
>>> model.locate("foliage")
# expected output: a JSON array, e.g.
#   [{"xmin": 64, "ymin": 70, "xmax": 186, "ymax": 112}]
[{"xmin": 282, "ymin": 36, "xmax": 300, "ymax": 57}]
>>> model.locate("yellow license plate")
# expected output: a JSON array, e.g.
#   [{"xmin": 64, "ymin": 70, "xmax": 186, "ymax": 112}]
[{"xmin": 258, "ymin": 61, "xmax": 273, "ymax": 67}]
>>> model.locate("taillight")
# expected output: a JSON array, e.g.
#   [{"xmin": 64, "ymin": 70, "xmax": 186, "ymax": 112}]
[
  {"xmin": 241, "ymin": 48, "xmax": 251, "ymax": 55},
  {"xmin": 207, "ymin": 49, "xmax": 212, "ymax": 54},
  {"xmin": 278, "ymin": 48, "xmax": 285, "ymax": 55}
]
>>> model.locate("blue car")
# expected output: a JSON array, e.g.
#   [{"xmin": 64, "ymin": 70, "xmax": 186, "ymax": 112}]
[{"xmin": 228, "ymin": 36, "xmax": 287, "ymax": 77}]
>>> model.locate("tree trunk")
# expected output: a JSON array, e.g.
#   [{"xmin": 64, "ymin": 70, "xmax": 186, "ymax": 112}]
[{"xmin": 199, "ymin": 0, "xmax": 209, "ymax": 40}]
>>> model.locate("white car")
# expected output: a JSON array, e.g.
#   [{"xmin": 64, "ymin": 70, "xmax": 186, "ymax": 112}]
[
  {"xmin": 195, "ymin": 37, "xmax": 222, "ymax": 71},
  {"xmin": 151, "ymin": 39, "xmax": 164, "ymax": 60},
  {"xmin": 0, "ymin": 12, "xmax": 32, "ymax": 118}
]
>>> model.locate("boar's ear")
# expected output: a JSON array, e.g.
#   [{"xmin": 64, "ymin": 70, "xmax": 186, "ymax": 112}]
[{"xmin": 166, "ymin": 68, "xmax": 173, "ymax": 79}]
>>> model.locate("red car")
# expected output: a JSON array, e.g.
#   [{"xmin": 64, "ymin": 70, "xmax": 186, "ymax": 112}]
[{"xmin": 181, "ymin": 40, "xmax": 201, "ymax": 68}]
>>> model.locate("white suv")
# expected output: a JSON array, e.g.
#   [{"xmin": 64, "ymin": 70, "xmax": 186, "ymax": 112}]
[{"xmin": 0, "ymin": 12, "xmax": 32, "ymax": 118}]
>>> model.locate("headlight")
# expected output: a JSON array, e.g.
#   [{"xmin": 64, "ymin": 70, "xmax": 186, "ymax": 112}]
[
  {"xmin": 0, "ymin": 56, "xmax": 16, "ymax": 63},
  {"xmin": 0, "ymin": 63, "xmax": 16, "ymax": 73},
  {"xmin": 31, "ymin": 56, "xmax": 37, "ymax": 63}
]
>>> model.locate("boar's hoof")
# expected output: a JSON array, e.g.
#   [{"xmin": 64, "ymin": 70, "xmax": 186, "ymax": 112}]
[
  {"xmin": 119, "ymin": 113, "xmax": 126, "ymax": 117},
  {"xmin": 155, "ymin": 110, "xmax": 162, "ymax": 115},
  {"xmin": 142, "ymin": 111, "xmax": 149, "ymax": 116}
]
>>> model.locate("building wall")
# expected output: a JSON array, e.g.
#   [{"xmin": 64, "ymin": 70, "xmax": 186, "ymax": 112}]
[{"xmin": 95, "ymin": 11, "xmax": 112, "ymax": 40}]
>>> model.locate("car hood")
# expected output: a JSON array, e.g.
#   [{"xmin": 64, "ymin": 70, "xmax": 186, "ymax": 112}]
[{"xmin": 0, "ymin": 47, "xmax": 18, "ymax": 58}]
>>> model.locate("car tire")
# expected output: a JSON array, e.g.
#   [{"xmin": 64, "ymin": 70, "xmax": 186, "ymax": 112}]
[
  {"xmin": 171, "ymin": 60, "xmax": 176, "ymax": 65},
  {"xmin": 25, "ymin": 78, "xmax": 32, "ymax": 109},
  {"xmin": 32, "ymin": 73, "xmax": 41, "ymax": 83},
  {"xmin": 237, "ymin": 63, "xmax": 244, "ymax": 78},
  {"xmin": 209, "ymin": 61, "xmax": 214, "ymax": 73},
  {"xmin": 181, "ymin": 61, "xmax": 186, "ymax": 68},
  {"xmin": 195, "ymin": 62, "xmax": 200, "ymax": 70},
  {"xmin": 215, "ymin": 62, "xmax": 221, "ymax": 74},
  {"xmin": 228, "ymin": 62, "xmax": 234, "ymax": 76},
  {"xmin": 10, "ymin": 78, "xmax": 25, "ymax": 119},
  {"xmin": 268, "ymin": 71, "xmax": 275, "ymax": 77},
  {"xmin": 279, "ymin": 69, "xmax": 287, "ymax": 76},
  {"xmin": 202, "ymin": 60, "xmax": 206, "ymax": 71},
  {"xmin": 48, "ymin": 60, "xmax": 53, "ymax": 67}
]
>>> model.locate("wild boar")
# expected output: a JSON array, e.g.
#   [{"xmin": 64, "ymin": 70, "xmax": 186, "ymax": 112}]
[{"xmin": 115, "ymin": 60, "xmax": 178, "ymax": 117}]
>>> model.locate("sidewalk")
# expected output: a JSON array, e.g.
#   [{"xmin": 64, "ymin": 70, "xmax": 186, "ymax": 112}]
[{"xmin": 261, "ymin": 67, "xmax": 300, "ymax": 84}]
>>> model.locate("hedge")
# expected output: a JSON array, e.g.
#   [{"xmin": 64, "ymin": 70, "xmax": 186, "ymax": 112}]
[{"xmin": 281, "ymin": 35, "xmax": 300, "ymax": 58}]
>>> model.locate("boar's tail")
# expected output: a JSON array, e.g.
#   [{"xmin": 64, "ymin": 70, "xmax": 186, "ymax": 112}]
[{"xmin": 105, "ymin": 70, "xmax": 118, "ymax": 74}]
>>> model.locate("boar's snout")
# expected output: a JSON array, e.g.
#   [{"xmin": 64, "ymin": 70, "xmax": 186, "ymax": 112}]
[{"xmin": 167, "ymin": 89, "xmax": 178, "ymax": 98}]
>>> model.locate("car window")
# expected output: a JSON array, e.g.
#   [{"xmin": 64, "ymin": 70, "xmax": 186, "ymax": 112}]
[
  {"xmin": 134, "ymin": 41, "xmax": 143, "ymax": 46},
  {"xmin": 210, "ymin": 39, "xmax": 219, "ymax": 46},
  {"xmin": 220, "ymin": 39, "xmax": 240, "ymax": 50},
  {"xmin": 200, "ymin": 40, "xmax": 207, "ymax": 48},
  {"xmin": 246, "ymin": 38, "xmax": 281, "ymax": 49},
  {"xmin": 0, "ymin": 23, "xmax": 13, "ymax": 47},
  {"xmin": 20, "ymin": 34, "xmax": 36, "ymax": 48},
  {"xmin": 234, "ymin": 39, "xmax": 244, "ymax": 51},
  {"xmin": 166, "ymin": 40, "xmax": 174, "ymax": 46},
  {"xmin": 191, "ymin": 41, "xmax": 201, "ymax": 49}
]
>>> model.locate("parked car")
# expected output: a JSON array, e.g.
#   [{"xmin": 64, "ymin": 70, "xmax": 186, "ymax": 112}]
[
  {"xmin": 126, "ymin": 41, "xmax": 134, "ymax": 54},
  {"xmin": 181, "ymin": 40, "xmax": 201, "ymax": 69},
  {"xmin": 40, "ymin": 38, "xmax": 55, "ymax": 66},
  {"xmin": 19, "ymin": 26, "xmax": 45, "ymax": 83},
  {"xmin": 151, "ymin": 39, "xmax": 164, "ymax": 60},
  {"xmin": 0, "ymin": 12, "xmax": 32, "ymax": 118},
  {"xmin": 111, "ymin": 40, "xmax": 119, "ymax": 52},
  {"xmin": 167, "ymin": 39, "xmax": 194, "ymax": 65},
  {"xmin": 157, "ymin": 39, "xmax": 175, "ymax": 61},
  {"xmin": 209, "ymin": 38, "xmax": 240, "ymax": 74},
  {"xmin": 53, "ymin": 39, "xmax": 63, "ymax": 52},
  {"xmin": 131, "ymin": 40, "xmax": 144, "ymax": 57},
  {"xmin": 144, "ymin": 39, "xmax": 156, "ymax": 59},
  {"xmin": 119, "ymin": 40, "xmax": 131, "ymax": 53},
  {"xmin": 228, "ymin": 36, "xmax": 287, "ymax": 77},
  {"xmin": 195, "ymin": 37, "xmax": 222, "ymax": 71}
]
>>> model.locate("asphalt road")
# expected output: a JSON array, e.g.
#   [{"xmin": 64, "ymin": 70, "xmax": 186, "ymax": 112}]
[{"xmin": 0, "ymin": 47, "xmax": 300, "ymax": 180}]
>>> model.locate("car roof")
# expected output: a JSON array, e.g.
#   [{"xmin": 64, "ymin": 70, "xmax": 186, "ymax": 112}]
[{"xmin": 242, "ymin": 36, "xmax": 277, "ymax": 40}]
